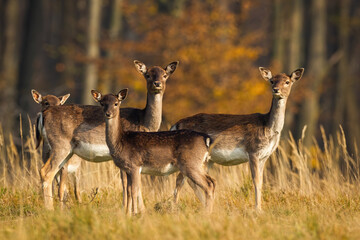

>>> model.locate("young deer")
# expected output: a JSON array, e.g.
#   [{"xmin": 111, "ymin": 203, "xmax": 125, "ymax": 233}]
[
  {"xmin": 171, "ymin": 67, "xmax": 304, "ymax": 211},
  {"xmin": 31, "ymin": 90, "xmax": 81, "ymax": 205},
  {"xmin": 92, "ymin": 89, "xmax": 216, "ymax": 215},
  {"xmin": 38, "ymin": 61, "xmax": 178, "ymax": 210}
]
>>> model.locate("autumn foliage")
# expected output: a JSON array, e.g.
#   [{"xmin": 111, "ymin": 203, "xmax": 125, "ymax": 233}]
[{"xmin": 94, "ymin": 0, "xmax": 268, "ymax": 125}]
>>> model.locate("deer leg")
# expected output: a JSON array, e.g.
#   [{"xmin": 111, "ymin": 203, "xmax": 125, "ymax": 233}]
[
  {"xmin": 120, "ymin": 169, "xmax": 128, "ymax": 209},
  {"xmin": 174, "ymin": 173, "xmax": 185, "ymax": 204},
  {"xmin": 185, "ymin": 169, "xmax": 216, "ymax": 213},
  {"xmin": 66, "ymin": 155, "xmax": 82, "ymax": 203},
  {"xmin": 207, "ymin": 161, "xmax": 214, "ymax": 173},
  {"xmin": 204, "ymin": 174, "xmax": 216, "ymax": 212},
  {"xmin": 40, "ymin": 149, "xmax": 73, "ymax": 210},
  {"xmin": 188, "ymin": 174, "xmax": 215, "ymax": 213},
  {"xmin": 126, "ymin": 173, "xmax": 132, "ymax": 216},
  {"xmin": 123, "ymin": 170, "xmax": 144, "ymax": 214},
  {"xmin": 186, "ymin": 159, "xmax": 212, "ymax": 205},
  {"xmin": 74, "ymin": 166, "xmax": 82, "ymax": 203},
  {"xmin": 59, "ymin": 166, "xmax": 68, "ymax": 209},
  {"xmin": 130, "ymin": 169, "xmax": 141, "ymax": 215},
  {"xmin": 186, "ymin": 178, "xmax": 206, "ymax": 205},
  {"xmin": 43, "ymin": 147, "xmax": 59, "ymax": 200},
  {"xmin": 137, "ymin": 177, "xmax": 145, "ymax": 213},
  {"xmin": 175, "ymin": 159, "xmax": 211, "ymax": 204},
  {"xmin": 249, "ymin": 155, "xmax": 264, "ymax": 211},
  {"xmin": 53, "ymin": 173, "xmax": 60, "ymax": 200},
  {"xmin": 40, "ymin": 156, "xmax": 55, "ymax": 210}
]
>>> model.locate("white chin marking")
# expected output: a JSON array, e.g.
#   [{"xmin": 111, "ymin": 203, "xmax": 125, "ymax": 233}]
[
  {"xmin": 211, "ymin": 147, "xmax": 249, "ymax": 166},
  {"xmin": 73, "ymin": 142, "xmax": 111, "ymax": 162}
]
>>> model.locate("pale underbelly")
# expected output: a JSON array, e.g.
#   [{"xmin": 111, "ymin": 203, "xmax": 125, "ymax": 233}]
[
  {"xmin": 73, "ymin": 142, "xmax": 111, "ymax": 162},
  {"xmin": 140, "ymin": 164, "xmax": 179, "ymax": 176},
  {"xmin": 210, "ymin": 147, "xmax": 250, "ymax": 166}
]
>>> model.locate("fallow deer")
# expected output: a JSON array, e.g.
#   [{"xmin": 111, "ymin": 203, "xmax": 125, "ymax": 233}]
[
  {"xmin": 38, "ymin": 61, "xmax": 178, "ymax": 210},
  {"xmin": 31, "ymin": 89, "xmax": 70, "ymax": 151},
  {"xmin": 92, "ymin": 89, "xmax": 216, "ymax": 215},
  {"xmin": 170, "ymin": 67, "xmax": 304, "ymax": 211},
  {"xmin": 31, "ymin": 89, "xmax": 80, "ymax": 205}
]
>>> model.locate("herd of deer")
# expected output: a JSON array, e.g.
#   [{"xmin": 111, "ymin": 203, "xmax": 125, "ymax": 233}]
[{"xmin": 31, "ymin": 60, "xmax": 304, "ymax": 215}]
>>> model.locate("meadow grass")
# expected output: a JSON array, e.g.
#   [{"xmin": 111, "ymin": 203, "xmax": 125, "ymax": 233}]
[{"xmin": 0, "ymin": 120, "xmax": 359, "ymax": 239}]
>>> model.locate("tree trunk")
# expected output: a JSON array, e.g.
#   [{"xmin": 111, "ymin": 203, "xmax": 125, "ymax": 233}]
[
  {"xmin": 333, "ymin": 0, "xmax": 351, "ymax": 137},
  {"xmin": 273, "ymin": 0, "xmax": 286, "ymax": 70},
  {"xmin": 102, "ymin": 0, "xmax": 122, "ymax": 94},
  {"xmin": 283, "ymin": 0, "xmax": 304, "ymax": 138},
  {"xmin": 0, "ymin": 0, "xmax": 21, "ymax": 133},
  {"xmin": 17, "ymin": 0, "xmax": 43, "ymax": 117},
  {"xmin": 109, "ymin": 0, "xmax": 122, "ymax": 40},
  {"xmin": 297, "ymin": 0, "xmax": 326, "ymax": 146},
  {"xmin": 61, "ymin": 1, "xmax": 77, "ymax": 100},
  {"xmin": 341, "ymin": 0, "xmax": 359, "ymax": 154},
  {"xmin": 82, "ymin": 0, "xmax": 102, "ymax": 105}
]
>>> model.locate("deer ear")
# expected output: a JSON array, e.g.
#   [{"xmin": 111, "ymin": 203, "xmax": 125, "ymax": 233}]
[
  {"xmin": 134, "ymin": 60, "xmax": 147, "ymax": 74},
  {"xmin": 91, "ymin": 90, "xmax": 102, "ymax": 102},
  {"xmin": 31, "ymin": 89, "xmax": 42, "ymax": 104},
  {"xmin": 259, "ymin": 67, "xmax": 272, "ymax": 81},
  {"xmin": 58, "ymin": 93, "xmax": 70, "ymax": 105},
  {"xmin": 117, "ymin": 88, "xmax": 128, "ymax": 101},
  {"xmin": 165, "ymin": 61, "xmax": 179, "ymax": 75},
  {"xmin": 290, "ymin": 68, "xmax": 304, "ymax": 82}
]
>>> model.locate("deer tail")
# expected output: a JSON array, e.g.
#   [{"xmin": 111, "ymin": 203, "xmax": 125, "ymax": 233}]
[
  {"xmin": 170, "ymin": 123, "xmax": 178, "ymax": 131},
  {"xmin": 35, "ymin": 112, "xmax": 43, "ymax": 149}
]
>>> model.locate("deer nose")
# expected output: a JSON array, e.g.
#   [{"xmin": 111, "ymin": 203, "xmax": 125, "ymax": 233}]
[
  {"xmin": 273, "ymin": 88, "xmax": 279, "ymax": 93},
  {"xmin": 153, "ymin": 82, "xmax": 161, "ymax": 88},
  {"xmin": 105, "ymin": 112, "xmax": 111, "ymax": 118}
]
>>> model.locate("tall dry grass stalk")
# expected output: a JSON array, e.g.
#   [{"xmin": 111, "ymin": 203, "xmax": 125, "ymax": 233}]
[{"xmin": 0, "ymin": 118, "xmax": 358, "ymax": 206}]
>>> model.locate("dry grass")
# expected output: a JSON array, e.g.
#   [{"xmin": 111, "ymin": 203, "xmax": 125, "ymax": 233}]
[{"xmin": 0, "ymin": 118, "xmax": 359, "ymax": 239}]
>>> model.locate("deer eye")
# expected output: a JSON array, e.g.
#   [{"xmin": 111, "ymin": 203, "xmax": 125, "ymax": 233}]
[
  {"xmin": 114, "ymin": 103, "xmax": 118, "ymax": 106},
  {"xmin": 145, "ymin": 74, "xmax": 150, "ymax": 79},
  {"xmin": 45, "ymin": 102, "xmax": 50, "ymax": 106},
  {"xmin": 270, "ymin": 80, "xmax": 274, "ymax": 84},
  {"xmin": 163, "ymin": 74, "xmax": 168, "ymax": 78},
  {"xmin": 286, "ymin": 81, "xmax": 290, "ymax": 85}
]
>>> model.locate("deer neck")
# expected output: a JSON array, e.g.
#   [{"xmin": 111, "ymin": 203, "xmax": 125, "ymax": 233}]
[
  {"xmin": 267, "ymin": 97, "xmax": 287, "ymax": 134},
  {"xmin": 105, "ymin": 113, "xmax": 123, "ymax": 151},
  {"xmin": 144, "ymin": 93, "xmax": 163, "ymax": 131}
]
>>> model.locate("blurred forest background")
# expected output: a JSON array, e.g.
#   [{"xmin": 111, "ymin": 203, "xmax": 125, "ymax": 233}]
[{"xmin": 0, "ymin": 0, "xmax": 359, "ymax": 153}]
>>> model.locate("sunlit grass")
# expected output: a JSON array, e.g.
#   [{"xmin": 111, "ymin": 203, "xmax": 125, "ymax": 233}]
[{"xmin": 0, "ymin": 119, "xmax": 359, "ymax": 239}]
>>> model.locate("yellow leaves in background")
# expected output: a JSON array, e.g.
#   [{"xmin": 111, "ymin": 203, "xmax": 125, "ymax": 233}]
[
  {"xmin": 132, "ymin": 79, "xmax": 146, "ymax": 93},
  {"xmin": 241, "ymin": 79, "xmax": 268, "ymax": 98},
  {"xmin": 100, "ymin": 0, "xmax": 269, "ymax": 123},
  {"xmin": 224, "ymin": 47, "xmax": 261, "ymax": 61},
  {"xmin": 212, "ymin": 88, "xmax": 224, "ymax": 99}
]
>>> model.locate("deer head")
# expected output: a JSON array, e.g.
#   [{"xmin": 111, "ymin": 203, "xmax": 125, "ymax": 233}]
[
  {"xmin": 134, "ymin": 60, "xmax": 179, "ymax": 94},
  {"xmin": 259, "ymin": 68, "xmax": 304, "ymax": 99},
  {"xmin": 91, "ymin": 89, "xmax": 128, "ymax": 119},
  {"xmin": 31, "ymin": 89, "xmax": 70, "ymax": 109}
]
